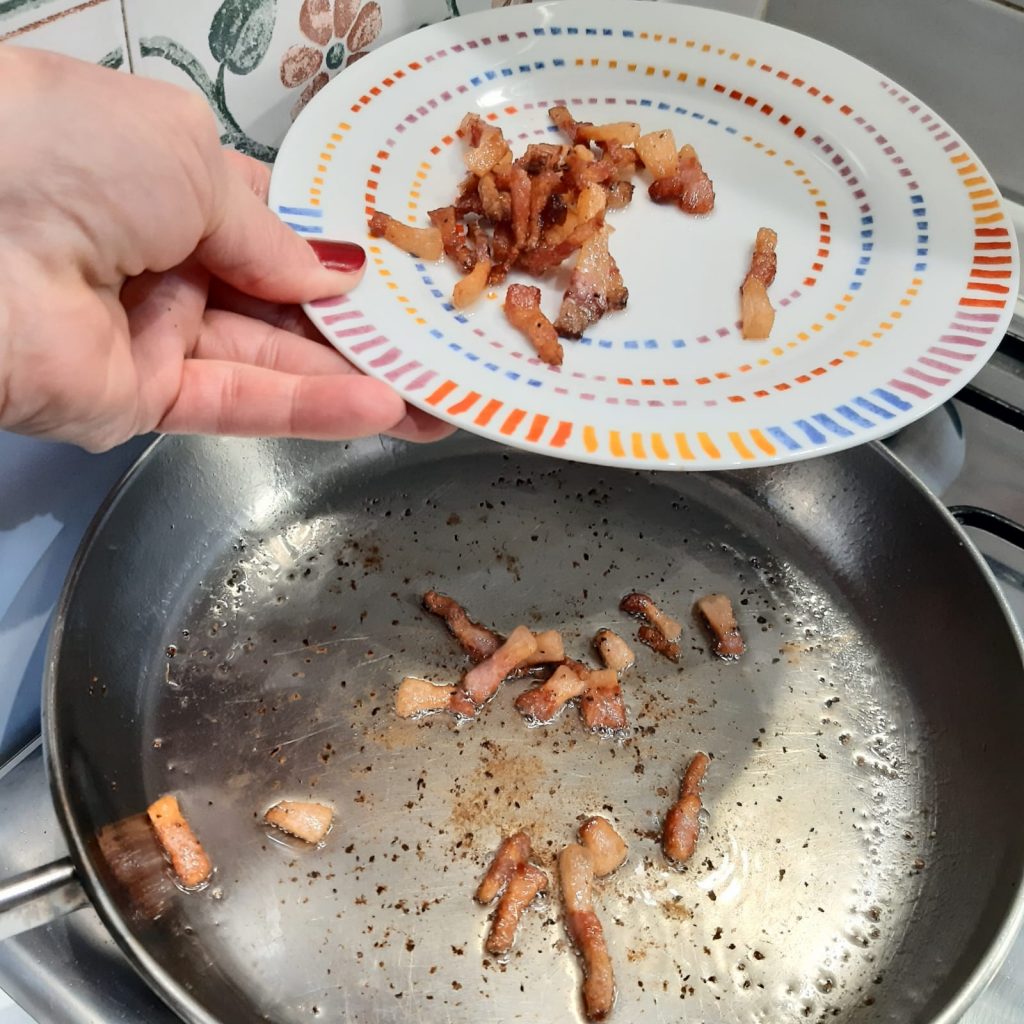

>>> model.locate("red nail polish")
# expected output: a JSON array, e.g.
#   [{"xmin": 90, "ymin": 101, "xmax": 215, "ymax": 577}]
[{"xmin": 308, "ymin": 239, "xmax": 366, "ymax": 274}]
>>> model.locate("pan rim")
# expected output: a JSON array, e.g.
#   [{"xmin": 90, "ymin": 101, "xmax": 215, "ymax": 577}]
[{"xmin": 41, "ymin": 433, "xmax": 1024, "ymax": 1024}]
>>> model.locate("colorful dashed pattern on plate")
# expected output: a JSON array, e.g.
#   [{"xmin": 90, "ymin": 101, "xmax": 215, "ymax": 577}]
[{"xmin": 270, "ymin": 0, "xmax": 1018, "ymax": 469}]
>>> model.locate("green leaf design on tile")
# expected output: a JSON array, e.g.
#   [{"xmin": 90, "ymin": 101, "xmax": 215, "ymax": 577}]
[
  {"xmin": 0, "ymin": 0, "xmax": 53, "ymax": 17},
  {"xmin": 140, "ymin": 36, "xmax": 219, "ymax": 98},
  {"xmin": 99, "ymin": 47, "xmax": 124, "ymax": 70},
  {"xmin": 139, "ymin": 36, "xmax": 278, "ymax": 163},
  {"xmin": 209, "ymin": 0, "xmax": 278, "ymax": 76}
]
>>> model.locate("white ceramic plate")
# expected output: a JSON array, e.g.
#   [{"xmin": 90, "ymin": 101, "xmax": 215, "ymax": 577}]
[{"xmin": 270, "ymin": 0, "xmax": 1019, "ymax": 469}]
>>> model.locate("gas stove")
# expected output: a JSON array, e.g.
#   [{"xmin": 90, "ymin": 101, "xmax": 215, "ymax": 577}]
[{"xmin": 1, "ymin": 327, "xmax": 1022, "ymax": 1022}]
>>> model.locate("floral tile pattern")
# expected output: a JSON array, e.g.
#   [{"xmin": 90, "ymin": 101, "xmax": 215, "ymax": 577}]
[
  {"xmin": 123, "ymin": 0, "xmax": 451, "ymax": 161},
  {"xmin": 280, "ymin": 0, "xmax": 385, "ymax": 119}
]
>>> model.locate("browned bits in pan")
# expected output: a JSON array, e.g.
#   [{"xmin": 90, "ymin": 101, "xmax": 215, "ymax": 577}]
[
  {"xmin": 559, "ymin": 843, "xmax": 615, "ymax": 1021},
  {"xmin": 695, "ymin": 593, "xmax": 746, "ymax": 659},
  {"xmin": 422, "ymin": 590, "xmax": 502, "ymax": 663},
  {"xmin": 662, "ymin": 752, "xmax": 711, "ymax": 865}
]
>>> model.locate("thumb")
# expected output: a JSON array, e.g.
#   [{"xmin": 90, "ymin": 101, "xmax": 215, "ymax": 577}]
[{"xmin": 197, "ymin": 150, "xmax": 365, "ymax": 304}]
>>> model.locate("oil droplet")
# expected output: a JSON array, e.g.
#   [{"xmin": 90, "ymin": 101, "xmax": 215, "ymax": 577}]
[{"xmin": 165, "ymin": 645, "xmax": 177, "ymax": 658}]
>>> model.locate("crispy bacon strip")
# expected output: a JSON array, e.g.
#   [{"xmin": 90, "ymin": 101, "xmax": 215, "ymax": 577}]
[
  {"xmin": 515, "ymin": 664, "xmax": 587, "ymax": 723},
  {"xmin": 509, "ymin": 163, "xmax": 532, "ymax": 250},
  {"xmin": 598, "ymin": 140, "xmax": 640, "ymax": 183},
  {"xmin": 422, "ymin": 590, "xmax": 502, "ymax": 663},
  {"xmin": 368, "ymin": 211, "xmax": 443, "ymax": 261},
  {"xmin": 395, "ymin": 677, "xmax": 476, "ymax": 720},
  {"xmin": 486, "ymin": 862, "xmax": 549, "ymax": 955},
  {"xmin": 549, "ymin": 104, "xmax": 586, "ymax": 144},
  {"xmin": 527, "ymin": 169, "xmax": 563, "ymax": 249},
  {"xmin": 454, "ymin": 172, "xmax": 484, "ymax": 216},
  {"xmin": 264, "ymin": 801, "xmax": 334, "ymax": 845},
  {"xmin": 467, "ymin": 220, "xmax": 491, "ymax": 262},
  {"xmin": 648, "ymin": 144, "xmax": 715, "ymax": 214},
  {"xmin": 578, "ymin": 817, "xmax": 628, "ymax": 877},
  {"xmin": 560, "ymin": 844, "xmax": 615, "ymax": 1021},
  {"xmin": 518, "ymin": 142, "xmax": 568, "ymax": 175},
  {"xmin": 428, "ymin": 205, "xmax": 475, "ymax": 272},
  {"xmin": 395, "ymin": 676, "xmax": 456, "ymax": 719},
  {"xmin": 523, "ymin": 629, "xmax": 565, "ymax": 666},
  {"xmin": 448, "ymin": 688, "xmax": 478, "ymax": 719},
  {"xmin": 517, "ymin": 215, "xmax": 603, "ymax": 276},
  {"xmin": 565, "ymin": 145, "xmax": 616, "ymax": 191},
  {"xmin": 462, "ymin": 114, "xmax": 511, "ymax": 177},
  {"xmin": 636, "ymin": 129, "xmax": 679, "ymax": 179},
  {"xmin": 577, "ymin": 121, "xmax": 640, "ymax": 146},
  {"xmin": 741, "ymin": 227, "xmax": 778, "ymax": 340},
  {"xmin": 146, "ymin": 795, "xmax": 212, "ymax": 888},
  {"xmin": 637, "ymin": 623, "xmax": 680, "ymax": 662},
  {"xmin": 620, "ymin": 592, "xmax": 681, "ymax": 639},
  {"xmin": 579, "ymin": 667, "xmax": 628, "ymax": 732},
  {"xmin": 503, "ymin": 283, "xmax": 563, "ymax": 366},
  {"xmin": 489, "ymin": 222, "xmax": 516, "ymax": 283},
  {"xmin": 593, "ymin": 629, "xmax": 635, "ymax": 673},
  {"xmin": 453, "ymin": 257, "xmax": 492, "ymax": 309},
  {"xmin": 566, "ymin": 660, "xmax": 627, "ymax": 732},
  {"xmin": 477, "ymin": 172, "xmax": 511, "ymax": 222},
  {"xmin": 695, "ymin": 593, "xmax": 745, "ymax": 659},
  {"xmin": 476, "ymin": 831, "xmax": 531, "ymax": 904},
  {"xmin": 605, "ymin": 180, "xmax": 634, "ymax": 209},
  {"xmin": 462, "ymin": 625, "xmax": 538, "ymax": 705},
  {"xmin": 554, "ymin": 226, "xmax": 627, "ymax": 339},
  {"xmin": 662, "ymin": 752, "xmax": 711, "ymax": 865}
]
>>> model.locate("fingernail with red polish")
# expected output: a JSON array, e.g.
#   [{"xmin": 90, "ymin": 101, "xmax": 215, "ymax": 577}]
[{"xmin": 308, "ymin": 239, "xmax": 366, "ymax": 274}]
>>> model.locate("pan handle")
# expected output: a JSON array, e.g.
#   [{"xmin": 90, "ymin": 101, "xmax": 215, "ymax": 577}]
[
  {"xmin": 0, "ymin": 859, "xmax": 88, "ymax": 942},
  {"xmin": 949, "ymin": 506, "xmax": 1024, "ymax": 552}
]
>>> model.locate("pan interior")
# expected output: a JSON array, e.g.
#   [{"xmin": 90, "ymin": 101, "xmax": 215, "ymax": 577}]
[{"xmin": 67, "ymin": 443, "xmax": 944, "ymax": 1024}]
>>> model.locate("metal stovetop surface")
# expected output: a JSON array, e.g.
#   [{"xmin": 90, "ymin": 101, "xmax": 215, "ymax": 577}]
[{"xmin": 1, "ymin": 338, "xmax": 1023, "ymax": 1023}]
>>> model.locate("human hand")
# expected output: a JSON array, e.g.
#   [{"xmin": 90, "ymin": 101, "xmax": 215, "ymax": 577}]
[{"xmin": 0, "ymin": 47, "xmax": 453, "ymax": 452}]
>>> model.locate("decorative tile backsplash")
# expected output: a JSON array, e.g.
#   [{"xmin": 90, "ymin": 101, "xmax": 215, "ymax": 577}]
[
  {"xmin": 2, "ymin": 0, "xmax": 765, "ymax": 162},
  {"xmin": 123, "ymin": 0, "xmax": 452, "ymax": 161}
]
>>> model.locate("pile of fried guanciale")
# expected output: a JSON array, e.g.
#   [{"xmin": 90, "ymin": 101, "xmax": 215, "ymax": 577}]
[
  {"xmin": 394, "ymin": 590, "xmax": 745, "ymax": 1018},
  {"xmin": 369, "ymin": 105, "xmax": 778, "ymax": 365}
]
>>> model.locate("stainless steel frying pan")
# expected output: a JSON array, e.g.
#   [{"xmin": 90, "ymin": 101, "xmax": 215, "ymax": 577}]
[{"xmin": 3, "ymin": 432, "xmax": 1024, "ymax": 1024}]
